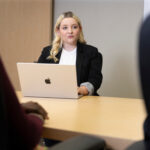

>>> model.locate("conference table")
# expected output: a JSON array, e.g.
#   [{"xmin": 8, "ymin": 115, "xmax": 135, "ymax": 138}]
[{"xmin": 17, "ymin": 91, "xmax": 146, "ymax": 150}]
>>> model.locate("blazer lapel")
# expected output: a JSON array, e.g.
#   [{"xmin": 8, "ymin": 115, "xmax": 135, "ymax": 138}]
[{"xmin": 76, "ymin": 42, "xmax": 84, "ymax": 85}]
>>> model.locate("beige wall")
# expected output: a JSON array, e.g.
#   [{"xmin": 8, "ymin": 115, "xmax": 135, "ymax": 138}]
[{"xmin": 0, "ymin": 0, "xmax": 53, "ymax": 90}]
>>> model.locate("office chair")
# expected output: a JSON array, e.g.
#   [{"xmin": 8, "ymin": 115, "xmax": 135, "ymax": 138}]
[
  {"xmin": 126, "ymin": 141, "xmax": 145, "ymax": 150},
  {"xmin": 48, "ymin": 135, "xmax": 106, "ymax": 150}
]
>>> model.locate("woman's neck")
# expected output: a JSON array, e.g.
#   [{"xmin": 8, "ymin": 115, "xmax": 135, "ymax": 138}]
[{"xmin": 62, "ymin": 43, "xmax": 77, "ymax": 51}]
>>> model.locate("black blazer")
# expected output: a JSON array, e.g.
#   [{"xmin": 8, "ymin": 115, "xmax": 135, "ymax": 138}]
[{"xmin": 38, "ymin": 42, "xmax": 103, "ymax": 95}]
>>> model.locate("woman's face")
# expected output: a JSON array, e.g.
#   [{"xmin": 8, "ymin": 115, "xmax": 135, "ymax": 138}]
[{"xmin": 57, "ymin": 17, "xmax": 81, "ymax": 46}]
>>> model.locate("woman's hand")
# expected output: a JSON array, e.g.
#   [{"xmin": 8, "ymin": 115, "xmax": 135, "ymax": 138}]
[
  {"xmin": 78, "ymin": 86, "xmax": 89, "ymax": 96},
  {"xmin": 21, "ymin": 101, "xmax": 49, "ymax": 120}
]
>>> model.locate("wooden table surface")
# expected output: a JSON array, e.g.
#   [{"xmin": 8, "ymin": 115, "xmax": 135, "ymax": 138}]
[{"xmin": 17, "ymin": 91, "xmax": 146, "ymax": 142}]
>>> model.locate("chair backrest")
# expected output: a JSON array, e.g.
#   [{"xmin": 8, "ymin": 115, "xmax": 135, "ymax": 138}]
[{"xmin": 126, "ymin": 141, "xmax": 145, "ymax": 150}]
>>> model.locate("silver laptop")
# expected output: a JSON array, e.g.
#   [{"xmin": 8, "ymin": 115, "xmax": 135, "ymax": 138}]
[{"xmin": 17, "ymin": 63, "xmax": 81, "ymax": 99}]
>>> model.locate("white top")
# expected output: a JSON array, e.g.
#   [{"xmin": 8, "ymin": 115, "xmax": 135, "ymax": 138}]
[{"xmin": 59, "ymin": 48, "xmax": 77, "ymax": 65}]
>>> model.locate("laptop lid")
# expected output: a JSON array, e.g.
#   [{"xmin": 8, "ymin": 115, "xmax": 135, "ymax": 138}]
[{"xmin": 17, "ymin": 63, "xmax": 80, "ymax": 99}]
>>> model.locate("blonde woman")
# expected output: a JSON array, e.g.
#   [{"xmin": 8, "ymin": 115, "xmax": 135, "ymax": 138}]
[{"xmin": 38, "ymin": 11, "xmax": 103, "ymax": 96}]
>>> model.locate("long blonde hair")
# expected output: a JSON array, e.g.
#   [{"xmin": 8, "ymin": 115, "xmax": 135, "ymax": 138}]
[{"xmin": 47, "ymin": 11, "xmax": 86, "ymax": 62}]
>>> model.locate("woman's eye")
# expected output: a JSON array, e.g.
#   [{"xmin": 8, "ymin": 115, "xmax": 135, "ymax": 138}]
[
  {"xmin": 62, "ymin": 26, "xmax": 67, "ymax": 30},
  {"xmin": 73, "ymin": 25, "xmax": 78, "ymax": 29}
]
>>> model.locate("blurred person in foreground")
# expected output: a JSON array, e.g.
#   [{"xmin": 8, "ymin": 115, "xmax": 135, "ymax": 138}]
[
  {"xmin": 0, "ymin": 56, "xmax": 48, "ymax": 150},
  {"xmin": 139, "ymin": 15, "xmax": 150, "ymax": 150}
]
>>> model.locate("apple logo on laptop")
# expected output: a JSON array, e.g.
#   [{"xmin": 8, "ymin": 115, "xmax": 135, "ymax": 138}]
[{"xmin": 45, "ymin": 78, "xmax": 51, "ymax": 84}]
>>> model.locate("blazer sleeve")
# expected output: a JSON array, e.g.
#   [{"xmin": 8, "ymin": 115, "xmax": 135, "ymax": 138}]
[
  {"xmin": 0, "ymin": 58, "xmax": 43, "ymax": 150},
  {"xmin": 88, "ymin": 49, "xmax": 103, "ymax": 94},
  {"xmin": 38, "ymin": 46, "xmax": 51, "ymax": 63}
]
